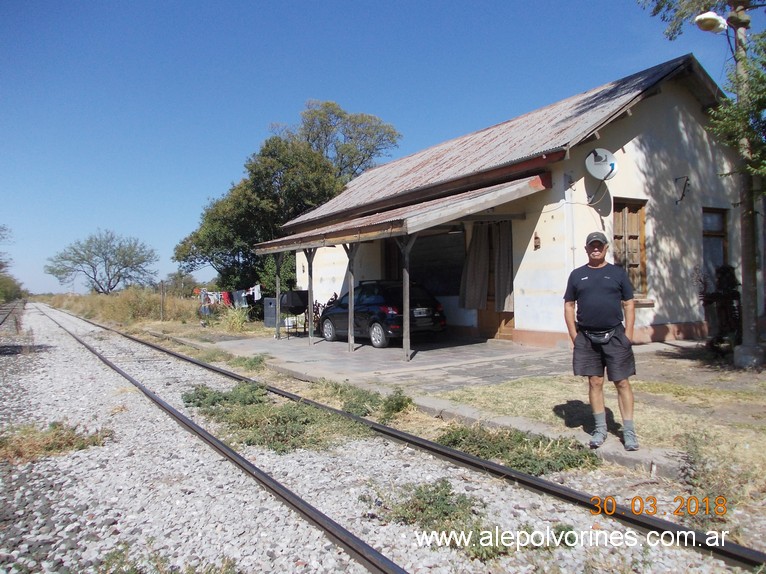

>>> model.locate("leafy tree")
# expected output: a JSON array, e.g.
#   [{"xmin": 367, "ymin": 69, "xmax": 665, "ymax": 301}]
[
  {"xmin": 0, "ymin": 225, "xmax": 25, "ymax": 301},
  {"xmin": 708, "ymin": 30, "xmax": 766, "ymax": 177},
  {"xmin": 639, "ymin": 1, "xmax": 766, "ymax": 177},
  {"xmin": 638, "ymin": 0, "xmax": 729, "ymax": 40},
  {"xmin": 175, "ymin": 102, "xmax": 400, "ymax": 291},
  {"xmin": 287, "ymin": 100, "xmax": 402, "ymax": 183},
  {"xmin": 259, "ymin": 253, "xmax": 296, "ymax": 296},
  {"xmin": 45, "ymin": 229, "xmax": 158, "ymax": 294},
  {"xmin": 174, "ymin": 178, "xmax": 272, "ymax": 289},
  {"xmin": 0, "ymin": 274, "xmax": 23, "ymax": 302},
  {"xmin": 174, "ymin": 137, "xmax": 339, "ymax": 290},
  {"xmin": 641, "ymin": 1, "xmax": 765, "ymax": 365},
  {"xmin": 162, "ymin": 271, "xmax": 199, "ymax": 298},
  {"xmin": 0, "ymin": 224, "xmax": 11, "ymax": 275}
]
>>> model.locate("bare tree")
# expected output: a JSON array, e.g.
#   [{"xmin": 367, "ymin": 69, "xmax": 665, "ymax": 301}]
[{"xmin": 45, "ymin": 229, "xmax": 158, "ymax": 294}]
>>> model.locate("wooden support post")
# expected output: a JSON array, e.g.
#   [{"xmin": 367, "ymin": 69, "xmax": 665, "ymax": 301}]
[
  {"xmin": 275, "ymin": 252, "xmax": 283, "ymax": 340},
  {"xmin": 396, "ymin": 234, "xmax": 418, "ymax": 361},
  {"xmin": 303, "ymin": 248, "xmax": 317, "ymax": 345},
  {"xmin": 343, "ymin": 244, "xmax": 359, "ymax": 352}
]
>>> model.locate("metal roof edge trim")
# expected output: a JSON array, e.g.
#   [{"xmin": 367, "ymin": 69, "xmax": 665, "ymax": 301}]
[
  {"xmin": 255, "ymin": 222, "xmax": 408, "ymax": 255},
  {"xmin": 283, "ymin": 152, "xmax": 563, "ymax": 233},
  {"xmin": 405, "ymin": 175, "xmax": 548, "ymax": 234},
  {"xmin": 255, "ymin": 174, "xmax": 549, "ymax": 255}
]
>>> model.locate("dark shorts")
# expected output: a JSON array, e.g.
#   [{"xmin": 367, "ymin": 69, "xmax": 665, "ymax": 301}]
[{"xmin": 573, "ymin": 324, "xmax": 636, "ymax": 382}]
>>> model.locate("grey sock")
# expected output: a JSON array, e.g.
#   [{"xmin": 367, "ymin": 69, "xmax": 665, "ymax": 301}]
[
  {"xmin": 623, "ymin": 420, "xmax": 635, "ymax": 432},
  {"xmin": 593, "ymin": 411, "xmax": 607, "ymax": 432}
]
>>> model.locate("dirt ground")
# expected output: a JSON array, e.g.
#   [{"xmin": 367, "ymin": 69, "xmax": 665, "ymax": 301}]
[{"xmin": 631, "ymin": 343, "xmax": 765, "ymax": 429}]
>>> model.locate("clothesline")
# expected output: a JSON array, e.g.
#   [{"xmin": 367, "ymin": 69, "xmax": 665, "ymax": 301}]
[{"xmin": 195, "ymin": 284, "xmax": 262, "ymax": 309}]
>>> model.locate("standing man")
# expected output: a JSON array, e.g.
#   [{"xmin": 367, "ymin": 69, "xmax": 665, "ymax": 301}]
[{"xmin": 564, "ymin": 231, "xmax": 639, "ymax": 451}]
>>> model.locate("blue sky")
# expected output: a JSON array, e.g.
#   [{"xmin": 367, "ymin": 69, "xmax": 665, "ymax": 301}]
[{"xmin": 1, "ymin": 0, "xmax": 761, "ymax": 293}]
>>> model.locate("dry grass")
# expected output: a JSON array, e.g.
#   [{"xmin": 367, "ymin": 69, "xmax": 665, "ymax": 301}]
[
  {"xmin": 440, "ymin": 375, "xmax": 583, "ymax": 427},
  {"xmin": 438, "ymin": 373, "xmax": 766, "ymax": 514},
  {"xmin": 39, "ymin": 290, "xmax": 200, "ymax": 324},
  {"xmin": 0, "ymin": 422, "xmax": 113, "ymax": 464}
]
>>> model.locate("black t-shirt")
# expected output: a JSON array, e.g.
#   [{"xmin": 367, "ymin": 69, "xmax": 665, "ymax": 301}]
[{"xmin": 563, "ymin": 263, "xmax": 634, "ymax": 330}]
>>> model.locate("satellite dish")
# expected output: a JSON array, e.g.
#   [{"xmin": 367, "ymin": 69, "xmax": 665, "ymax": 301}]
[{"xmin": 585, "ymin": 148, "xmax": 618, "ymax": 181}]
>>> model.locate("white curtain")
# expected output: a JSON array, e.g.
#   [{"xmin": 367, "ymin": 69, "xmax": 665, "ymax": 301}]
[{"xmin": 459, "ymin": 223, "xmax": 489, "ymax": 309}]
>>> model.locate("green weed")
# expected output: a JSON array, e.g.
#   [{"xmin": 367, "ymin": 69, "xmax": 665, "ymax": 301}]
[
  {"xmin": 436, "ymin": 424, "xmax": 599, "ymax": 476},
  {"xmin": 182, "ymin": 384, "xmax": 370, "ymax": 453},
  {"xmin": 228, "ymin": 354, "xmax": 267, "ymax": 372},
  {"xmin": 379, "ymin": 388, "xmax": 414, "ymax": 423},
  {"xmin": 182, "ymin": 381, "xmax": 268, "ymax": 410},
  {"xmin": 323, "ymin": 381, "xmax": 382, "ymax": 416},
  {"xmin": 316, "ymin": 382, "xmax": 413, "ymax": 422},
  {"xmin": 386, "ymin": 477, "xmax": 475, "ymax": 530},
  {"xmin": 370, "ymin": 478, "xmax": 580, "ymax": 561}
]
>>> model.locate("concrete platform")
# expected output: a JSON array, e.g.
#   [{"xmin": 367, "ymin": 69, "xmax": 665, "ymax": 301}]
[{"xmin": 207, "ymin": 333, "xmax": 685, "ymax": 478}]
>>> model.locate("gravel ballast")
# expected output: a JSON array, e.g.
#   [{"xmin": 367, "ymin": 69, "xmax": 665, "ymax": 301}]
[{"xmin": 0, "ymin": 304, "xmax": 750, "ymax": 573}]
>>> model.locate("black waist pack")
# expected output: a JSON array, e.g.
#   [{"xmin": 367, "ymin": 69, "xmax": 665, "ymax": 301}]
[{"xmin": 582, "ymin": 328, "xmax": 617, "ymax": 345}]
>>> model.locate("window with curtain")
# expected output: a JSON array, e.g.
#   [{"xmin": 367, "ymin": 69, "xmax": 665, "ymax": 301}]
[{"xmin": 613, "ymin": 200, "xmax": 647, "ymax": 296}]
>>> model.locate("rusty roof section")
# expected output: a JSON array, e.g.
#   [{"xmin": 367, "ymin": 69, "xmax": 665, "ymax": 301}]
[
  {"xmin": 284, "ymin": 54, "xmax": 719, "ymax": 232},
  {"xmin": 255, "ymin": 175, "xmax": 547, "ymax": 255}
]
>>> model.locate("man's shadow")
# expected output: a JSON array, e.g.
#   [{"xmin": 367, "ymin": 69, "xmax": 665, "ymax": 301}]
[{"xmin": 553, "ymin": 400, "xmax": 621, "ymax": 436}]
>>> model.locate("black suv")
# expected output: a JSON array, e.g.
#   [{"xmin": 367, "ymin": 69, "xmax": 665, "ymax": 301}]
[{"xmin": 319, "ymin": 281, "xmax": 446, "ymax": 348}]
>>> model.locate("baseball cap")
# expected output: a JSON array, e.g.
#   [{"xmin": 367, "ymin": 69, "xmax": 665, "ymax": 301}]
[{"xmin": 586, "ymin": 231, "xmax": 608, "ymax": 245}]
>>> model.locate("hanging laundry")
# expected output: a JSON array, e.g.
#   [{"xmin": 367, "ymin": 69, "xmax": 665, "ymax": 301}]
[
  {"xmin": 248, "ymin": 284, "xmax": 262, "ymax": 301},
  {"xmin": 233, "ymin": 290, "xmax": 247, "ymax": 308},
  {"xmin": 222, "ymin": 291, "xmax": 232, "ymax": 306}
]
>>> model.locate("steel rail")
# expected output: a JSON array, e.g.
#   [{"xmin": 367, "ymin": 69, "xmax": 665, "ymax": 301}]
[
  {"xmin": 0, "ymin": 300, "xmax": 23, "ymax": 327},
  {"xmin": 50, "ymin": 305, "xmax": 766, "ymax": 570},
  {"xmin": 37, "ymin": 306, "xmax": 408, "ymax": 574}
]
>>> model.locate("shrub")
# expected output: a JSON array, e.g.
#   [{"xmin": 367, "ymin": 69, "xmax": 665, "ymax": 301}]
[{"xmin": 215, "ymin": 305, "xmax": 250, "ymax": 332}]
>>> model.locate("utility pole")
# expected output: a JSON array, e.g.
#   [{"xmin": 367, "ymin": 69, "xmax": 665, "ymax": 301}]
[{"xmin": 728, "ymin": 1, "xmax": 765, "ymax": 367}]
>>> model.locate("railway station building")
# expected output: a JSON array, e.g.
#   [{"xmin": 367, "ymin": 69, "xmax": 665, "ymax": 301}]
[{"xmin": 255, "ymin": 54, "xmax": 763, "ymax": 350}]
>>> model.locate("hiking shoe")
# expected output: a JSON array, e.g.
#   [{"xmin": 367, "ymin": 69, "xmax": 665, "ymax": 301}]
[
  {"xmin": 589, "ymin": 428, "xmax": 607, "ymax": 449},
  {"xmin": 623, "ymin": 429, "xmax": 639, "ymax": 451}
]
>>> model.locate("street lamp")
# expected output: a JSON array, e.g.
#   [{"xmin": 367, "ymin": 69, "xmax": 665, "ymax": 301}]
[
  {"xmin": 697, "ymin": 1, "xmax": 765, "ymax": 368},
  {"xmin": 695, "ymin": 11, "xmax": 728, "ymax": 32}
]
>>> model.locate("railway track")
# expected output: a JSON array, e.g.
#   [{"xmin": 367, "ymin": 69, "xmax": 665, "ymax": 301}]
[
  {"xmin": 6, "ymin": 302, "xmax": 766, "ymax": 572},
  {"xmin": 36, "ymin": 304, "xmax": 405, "ymax": 574},
  {"xmin": 0, "ymin": 299, "xmax": 23, "ymax": 328}
]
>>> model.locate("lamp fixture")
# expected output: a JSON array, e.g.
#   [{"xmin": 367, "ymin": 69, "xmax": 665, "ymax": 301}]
[{"xmin": 694, "ymin": 11, "xmax": 728, "ymax": 33}]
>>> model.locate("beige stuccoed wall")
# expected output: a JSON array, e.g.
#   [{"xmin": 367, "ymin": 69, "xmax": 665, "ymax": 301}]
[
  {"xmin": 513, "ymin": 79, "xmax": 742, "ymax": 341},
  {"xmin": 296, "ymin": 241, "xmax": 382, "ymax": 307}
]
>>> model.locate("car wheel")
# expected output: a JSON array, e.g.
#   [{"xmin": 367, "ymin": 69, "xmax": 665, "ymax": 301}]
[
  {"xmin": 369, "ymin": 322, "xmax": 389, "ymax": 348},
  {"xmin": 322, "ymin": 318, "xmax": 337, "ymax": 342}
]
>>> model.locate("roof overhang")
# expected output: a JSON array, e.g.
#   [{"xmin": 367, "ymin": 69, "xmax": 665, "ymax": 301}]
[{"xmin": 255, "ymin": 173, "xmax": 550, "ymax": 255}]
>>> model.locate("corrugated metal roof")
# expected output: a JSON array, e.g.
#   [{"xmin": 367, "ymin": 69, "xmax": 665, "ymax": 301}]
[
  {"xmin": 284, "ymin": 54, "xmax": 714, "ymax": 231},
  {"xmin": 255, "ymin": 175, "xmax": 546, "ymax": 254}
]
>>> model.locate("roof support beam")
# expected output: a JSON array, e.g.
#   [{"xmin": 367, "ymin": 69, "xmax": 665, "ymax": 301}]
[
  {"xmin": 343, "ymin": 244, "xmax": 360, "ymax": 352},
  {"xmin": 396, "ymin": 234, "xmax": 418, "ymax": 362},
  {"xmin": 303, "ymin": 248, "xmax": 317, "ymax": 345},
  {"xmin": 274, "ymin": 252, "xmax": 284, "ymax": 340}
]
